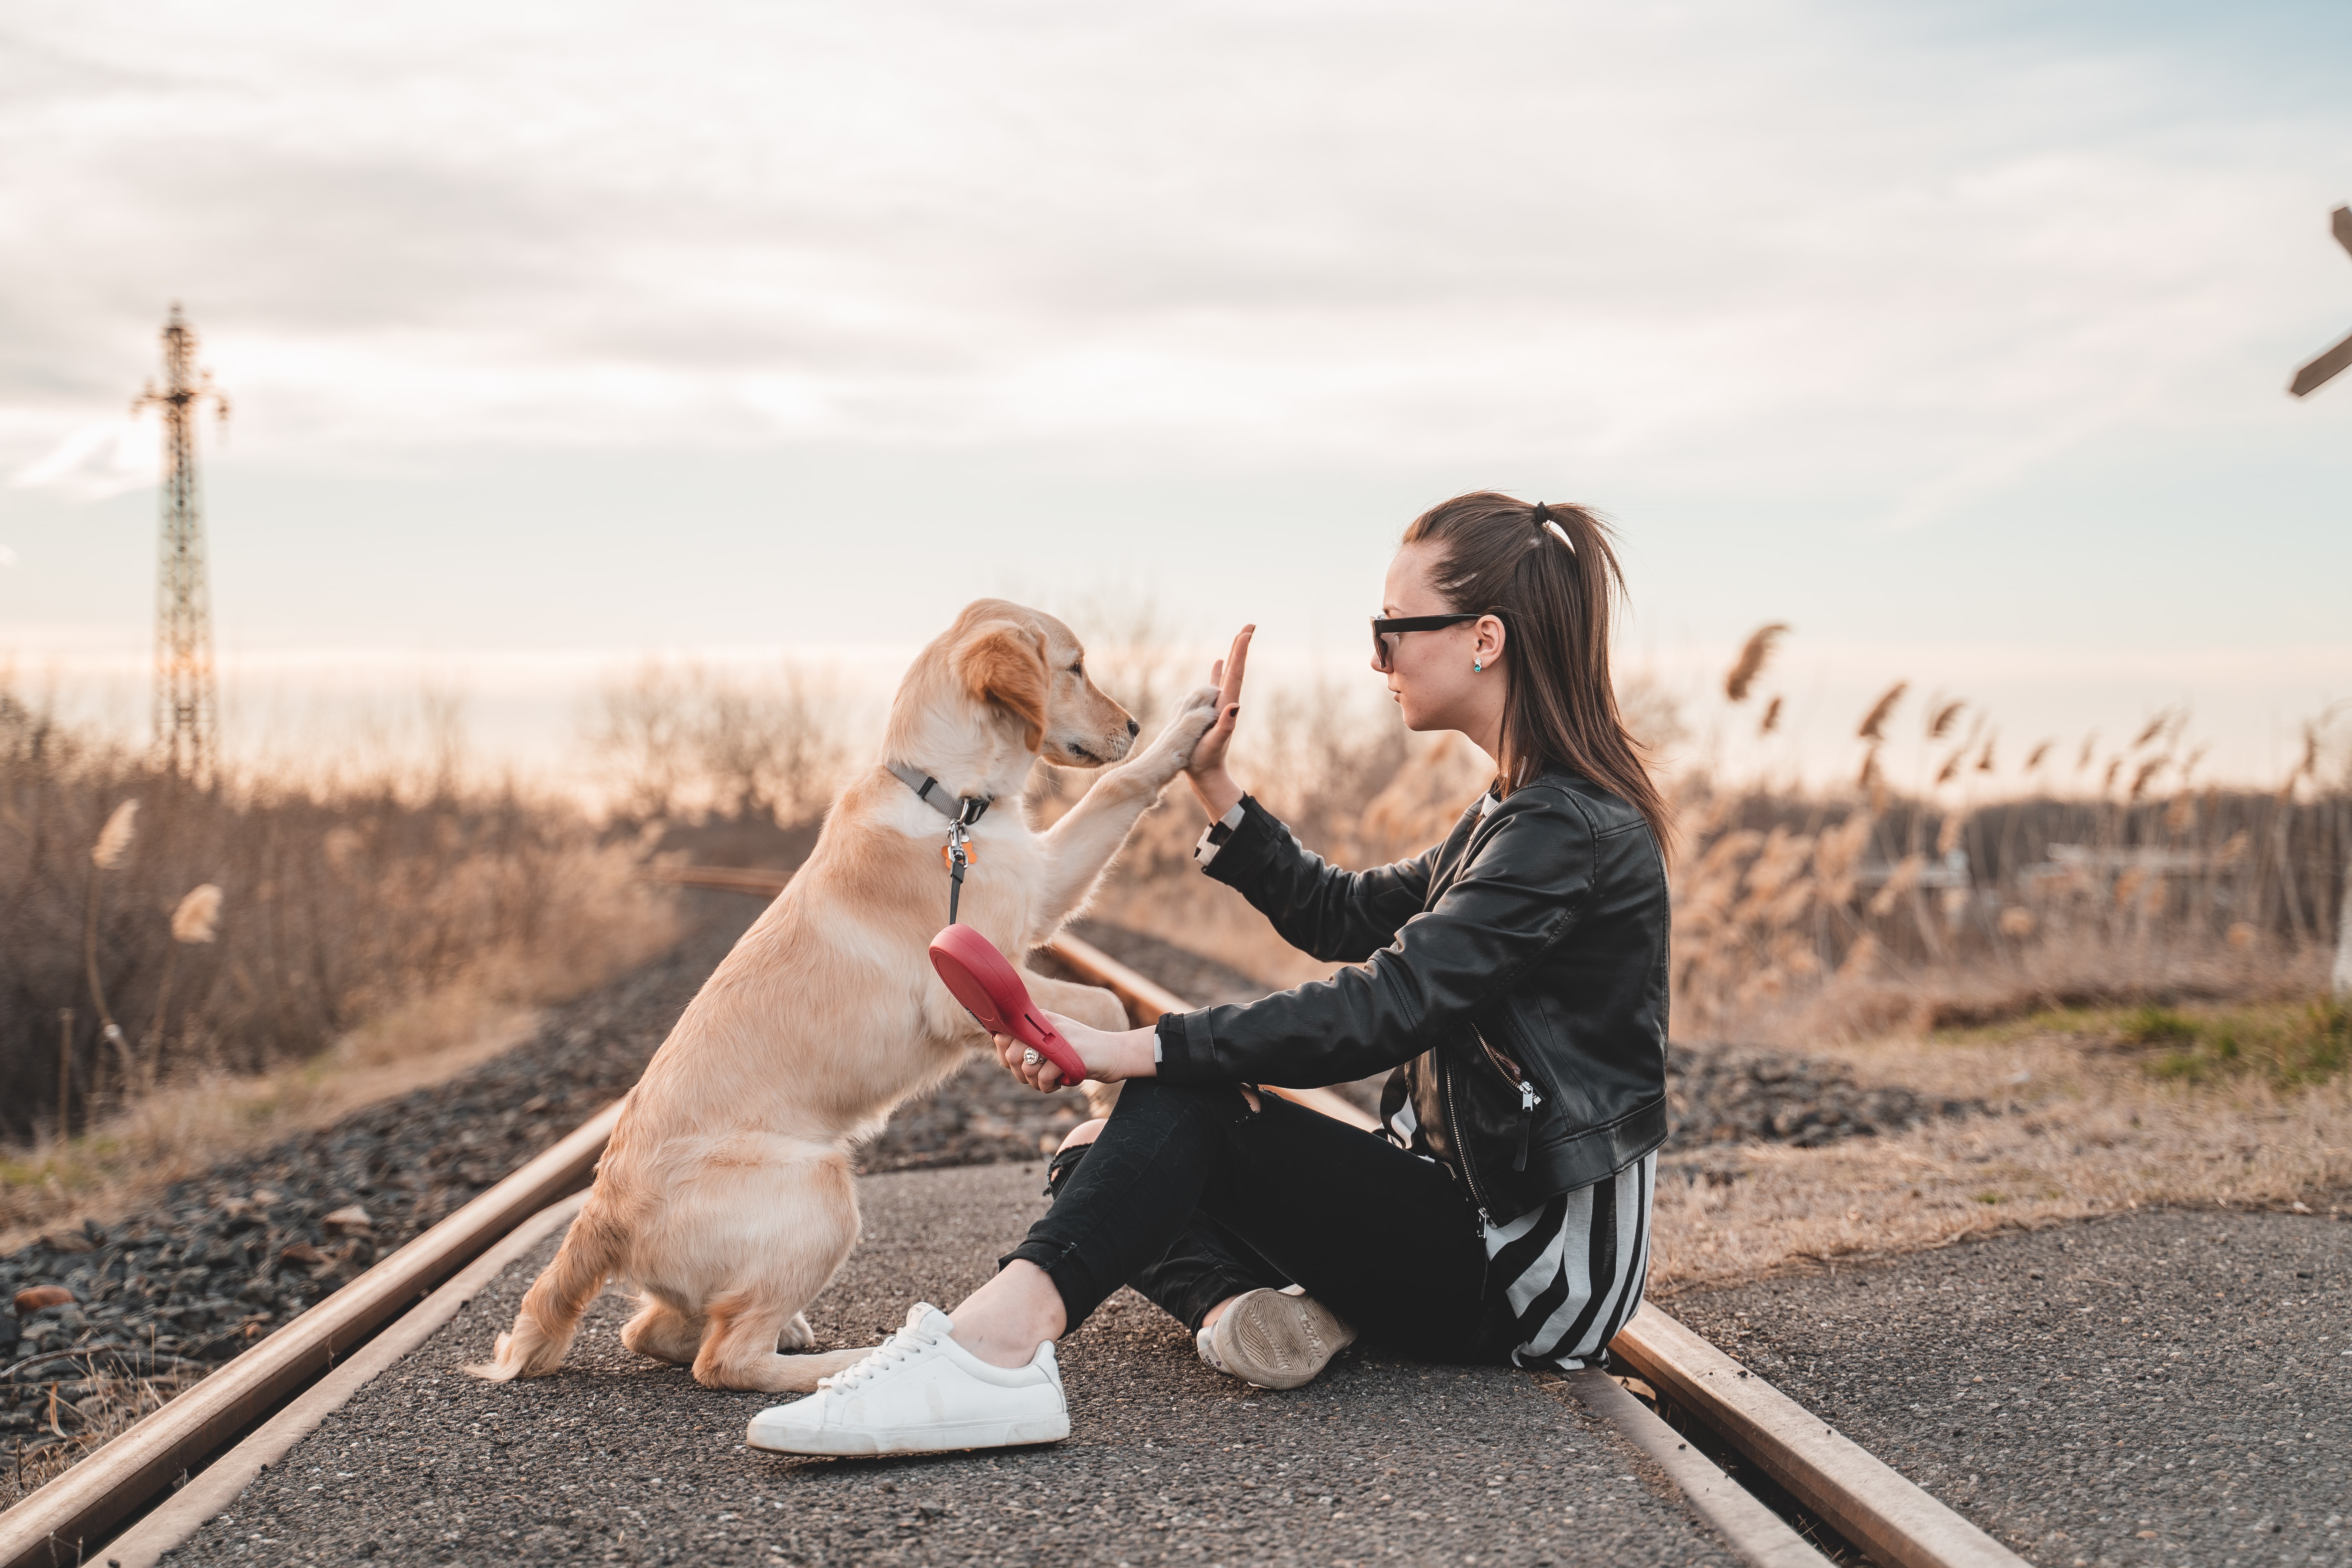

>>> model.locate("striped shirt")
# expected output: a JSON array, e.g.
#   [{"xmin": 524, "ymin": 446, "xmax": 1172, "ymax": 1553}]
[
  {"xmin": 1384, "ymin": 1089, "xmax": 1656, "ymax": 1370},
  {"xmin": 1481, "ymin": 1152, "xmax": 1656, "ymax": 1369}
]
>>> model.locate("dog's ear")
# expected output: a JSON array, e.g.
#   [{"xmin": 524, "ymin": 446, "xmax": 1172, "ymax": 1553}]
[{"xmin": 956, "ymin": 621, "xmax": 1049, "ymax": 753}]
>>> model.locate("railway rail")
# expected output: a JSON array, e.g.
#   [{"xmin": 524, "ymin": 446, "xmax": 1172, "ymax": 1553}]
[{"xmin": 0, "ymin": 868, "xmax": 2025, "ymax": 1568}]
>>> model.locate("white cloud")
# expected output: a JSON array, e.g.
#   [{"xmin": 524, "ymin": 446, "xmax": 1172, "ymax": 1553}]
[
  {"xmin": 1, "ymin": 0, "xmax": 2343, "ymax": 503},
  {"xmin": 9, "ymin": 415, "xmax": 156, "ymax": 499}
]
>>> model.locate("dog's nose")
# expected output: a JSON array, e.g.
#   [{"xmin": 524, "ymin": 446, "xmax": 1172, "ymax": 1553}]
[{"xmin": 1127, "ymin": 719, "xmax": 1139, "ymax": 737}]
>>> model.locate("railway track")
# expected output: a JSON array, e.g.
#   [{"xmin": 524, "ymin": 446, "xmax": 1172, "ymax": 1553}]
[{"xmin": 0, "ymin": 870, "xmax": 2026, "ymax": 1568}]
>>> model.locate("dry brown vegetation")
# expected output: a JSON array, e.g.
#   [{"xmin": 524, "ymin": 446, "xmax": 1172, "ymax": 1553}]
[
  {"xmin": 0, "ymin": 677, "xmax": 679, "ymax": 1233},
  {"xmin": 1666, "ymin": 657, "xmax": 2350, "ymax": 1046},
  {"xmin": 588, "ymin": 656, "xmax": 849, "ymax": 830},
  {"xmin": 10, "ymin": 611, "xmax": 2346, "ymax": 1285},
  {"xmin": 1069, "ymin": 622, "xmax": 2350, "ymax": 1045},
  {"xmin": 1647, "ymin": 1000, "xmax": 2352, "ymax": 1298},
  {"xmin": 1, "ymin": 1355, "xmax": 204, "ymax": 1497}
]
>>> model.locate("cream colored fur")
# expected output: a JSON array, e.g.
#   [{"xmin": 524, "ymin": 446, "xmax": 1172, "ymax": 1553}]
[{"xmin": 469, "ymin": 599, "xmax": 1218, "ymax": 1394}]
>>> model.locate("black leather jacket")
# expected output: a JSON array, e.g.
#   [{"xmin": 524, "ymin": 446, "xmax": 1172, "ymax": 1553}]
[{"xmin": 1152, "ymin": 774, "xmax": 1670, "ymax": 1223}]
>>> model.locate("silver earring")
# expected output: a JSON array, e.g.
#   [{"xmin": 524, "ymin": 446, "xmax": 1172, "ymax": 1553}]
[{"xmin": 1473, "ymin": 659, "xmax": 1483, "ymax": 672}]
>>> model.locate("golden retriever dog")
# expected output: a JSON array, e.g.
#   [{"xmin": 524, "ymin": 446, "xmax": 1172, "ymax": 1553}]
[{"xmin": 470, "ymin": 598, "xmax": 1219, "ymax": 1394}]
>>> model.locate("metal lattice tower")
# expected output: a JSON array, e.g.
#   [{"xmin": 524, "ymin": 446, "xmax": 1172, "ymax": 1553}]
[{"xmin": 131, "ymin": 303, "xmax": 230, "ymax": 785}]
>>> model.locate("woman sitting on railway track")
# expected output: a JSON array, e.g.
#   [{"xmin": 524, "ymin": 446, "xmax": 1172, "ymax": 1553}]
[{"xmin": 747, "ymin": 491, "xmax": 1675, "ymax": 1457}]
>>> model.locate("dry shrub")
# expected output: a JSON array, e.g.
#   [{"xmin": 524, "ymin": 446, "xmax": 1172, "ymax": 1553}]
[
  {"xmin": 0, "ymin": 678, "xmax": 681, "ymax": 1147},
  {"xmin": 588, "ymin": 657, "xmax": 851, "ymax": 827}
]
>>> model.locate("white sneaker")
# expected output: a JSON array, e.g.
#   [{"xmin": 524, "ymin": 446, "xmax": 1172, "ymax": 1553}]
[
  {"xmin": 1196, "ymin": 1288, "xmax": 1355, "ymax": 1390},
  {"xmin": 745, "ymin": 1304, "xmax": 1069, "ymax": 1457}
]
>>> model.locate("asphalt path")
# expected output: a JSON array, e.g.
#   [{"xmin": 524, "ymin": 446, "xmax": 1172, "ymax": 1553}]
[
  {"xmin": 1666, "ymin": 1209, "xmax": 2351, "ymax": 1568},
  {"xmin": 156, "ymin": 1163, "xmax": 1738, "ymax": 1567}
]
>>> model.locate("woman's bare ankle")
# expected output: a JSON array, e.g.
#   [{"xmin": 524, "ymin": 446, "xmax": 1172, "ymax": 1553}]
[
  {"xmin": 1200, "ymin": 1294, "xmax": 1243, "ymax": 1330},
  {"xmin": 948, "ymin": 1261, "xmax": 1068, "ymax": 1369}
]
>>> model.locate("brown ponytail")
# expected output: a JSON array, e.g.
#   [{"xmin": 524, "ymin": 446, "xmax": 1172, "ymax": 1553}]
[{"xmin": 1402, "ymin": 492, "xmax": 1672, "ymax": 858}]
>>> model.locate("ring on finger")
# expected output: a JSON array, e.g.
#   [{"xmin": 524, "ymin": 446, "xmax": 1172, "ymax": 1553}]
[{"xmin": 1022, "ymin": 1048, "xmax": 1042, "ymax": 1067}]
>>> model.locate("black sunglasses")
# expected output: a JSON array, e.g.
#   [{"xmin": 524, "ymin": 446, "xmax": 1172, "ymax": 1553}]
[{"xmin": 1369, "ymin": 612, "xmax": 1481, "ymax": 671}]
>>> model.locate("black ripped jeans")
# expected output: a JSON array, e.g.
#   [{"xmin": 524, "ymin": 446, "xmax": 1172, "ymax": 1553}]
[{"xmin": 1000, "ymin": 1079, "xmax": 1514, "ymax": 1358}]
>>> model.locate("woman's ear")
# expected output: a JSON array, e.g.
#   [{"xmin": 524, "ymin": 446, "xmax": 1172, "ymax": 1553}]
[
  {"xmin": 1476, "ymin": 613, "xmax": 1508, "ymax": 670},
  {"xmin": 956, "ymin": 620, "xmax": 1049, "ymax": 751}
]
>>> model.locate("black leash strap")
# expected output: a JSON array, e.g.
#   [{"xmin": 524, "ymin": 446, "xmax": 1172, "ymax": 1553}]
[{"xmin": 886, "ymin": 761, "xmax": 992, "ymax": 925}]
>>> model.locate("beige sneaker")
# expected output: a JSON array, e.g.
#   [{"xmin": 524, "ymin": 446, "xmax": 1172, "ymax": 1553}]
[{"xmin": 1195, "ymin": 1289, "xmax": 1356, "ymax": 1390}]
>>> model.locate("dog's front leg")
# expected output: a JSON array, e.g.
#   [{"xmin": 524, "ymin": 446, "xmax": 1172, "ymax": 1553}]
[{"xmin": 1026, "ymin": 684, "xmax": 1220, "ymax": 936}]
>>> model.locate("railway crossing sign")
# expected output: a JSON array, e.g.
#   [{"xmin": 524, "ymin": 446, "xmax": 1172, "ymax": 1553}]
[{"xmin": 2289, "ymin": 205, "xmax": 2352, "ymax": 397}]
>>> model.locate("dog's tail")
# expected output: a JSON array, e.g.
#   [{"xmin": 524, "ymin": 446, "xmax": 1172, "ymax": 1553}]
[{"xmin": 466, "ymin": 1192, "xmax": 628, "ymax": 1382}]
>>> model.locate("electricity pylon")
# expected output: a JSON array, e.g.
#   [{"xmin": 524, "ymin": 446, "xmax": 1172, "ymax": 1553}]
[{"xmin": 131, "ymin": 304, "xmax": 230, "ymax": 785}]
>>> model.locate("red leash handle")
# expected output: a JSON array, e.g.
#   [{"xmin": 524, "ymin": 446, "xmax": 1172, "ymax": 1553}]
[{"xmin": 927, "ymin": 925, "xmax": 1090, "ymax": 1084}]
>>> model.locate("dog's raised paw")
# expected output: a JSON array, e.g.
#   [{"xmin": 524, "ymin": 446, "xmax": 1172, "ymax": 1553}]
[{"xmin": 1134, "ymin": 691, "xmax": 1220, "ymax": 776}]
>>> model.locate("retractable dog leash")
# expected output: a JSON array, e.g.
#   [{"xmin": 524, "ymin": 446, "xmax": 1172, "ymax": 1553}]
[{"xmin": 927, "ymin": 924, "xmax": 1089, "ymax": 1083}]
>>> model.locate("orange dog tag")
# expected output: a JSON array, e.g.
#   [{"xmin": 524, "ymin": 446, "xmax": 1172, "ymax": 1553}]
[{"xmin": 942, "ymin": 842, "xmax": 975, "ymax": 871}]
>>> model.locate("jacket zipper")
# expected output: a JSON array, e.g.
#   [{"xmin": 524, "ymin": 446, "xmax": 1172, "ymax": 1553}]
[
  {"xmin": 1511, "ymin": 1075, "xmax": 1543, "ymax": 1171},
  {"xmin": 1476, "ymin": 1031, "xmax": 1545, "ymax": 1172},
  {"xmin": 1439, "ymin": 1054, "xmax": 1494, "ymax": 1235}
]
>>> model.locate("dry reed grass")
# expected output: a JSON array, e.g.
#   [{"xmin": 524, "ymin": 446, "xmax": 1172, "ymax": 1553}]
[
  {"xmin": 1060, "ymin": 628, "xmax": 2348, "ymax": 1043},
  {"xmin": 1665, "ymin": 709, "xmax": 2348, "ymax": 1044},
  {"xmin": 1722, "ymin": 624, "xmax": 1788, "ymax": 704},
  {"xmin": 3, "ymin": 647, "xmax": 893, "ymax": 1232}
]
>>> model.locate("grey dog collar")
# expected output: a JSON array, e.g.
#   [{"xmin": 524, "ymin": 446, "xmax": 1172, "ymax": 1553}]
[{"xmin": 887, "ymin": 761, "xmax": 992, "ymax": 826}]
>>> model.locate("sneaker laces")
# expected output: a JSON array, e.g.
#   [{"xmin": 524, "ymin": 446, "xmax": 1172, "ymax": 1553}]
[{"xmin": 820, "ymin": 1316, "xmax": 947, "ymax": 1394}]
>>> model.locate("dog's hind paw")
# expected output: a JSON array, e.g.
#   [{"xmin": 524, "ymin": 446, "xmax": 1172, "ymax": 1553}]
[
  {"xmin": 777, "ymin": 1312, "xmax": 817, "ymax": 1352},
  {"xmin": 463, "ymin": 1332, "xmax": 521, "ymax": 1382}
]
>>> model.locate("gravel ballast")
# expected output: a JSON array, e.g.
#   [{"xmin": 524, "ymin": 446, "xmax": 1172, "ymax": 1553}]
[
  {"xmin": 1663, "ymin": 1040, "xmax": 1979, "ymax": 1154},
  {"xmin": 156, "ymin": 1163, "xmax": 1737, "ymax": 1568},
  {"xmin": 1666, "ymin": 1209, "xmax": 2352, "ymax": 1567}
]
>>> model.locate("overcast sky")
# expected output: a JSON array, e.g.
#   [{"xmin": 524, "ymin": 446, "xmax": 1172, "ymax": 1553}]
[{"xmin": 3, "ymin": 0, "xmax": 2347, "ymax": 783}]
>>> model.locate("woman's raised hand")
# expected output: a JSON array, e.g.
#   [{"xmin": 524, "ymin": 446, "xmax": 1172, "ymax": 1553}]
[{"xmin": 1185, "ymin": 624, "xmax": 1252, "ymax": 819}]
